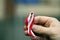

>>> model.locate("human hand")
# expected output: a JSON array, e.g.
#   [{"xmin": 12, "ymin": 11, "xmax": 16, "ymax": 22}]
[{"xmin": 24, "ymin": 16, "xmax": 60, "ymax": 40}]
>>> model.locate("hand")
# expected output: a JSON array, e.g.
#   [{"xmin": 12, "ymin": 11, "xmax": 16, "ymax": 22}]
[{"xmin": 24, "ymin": 16, "xmax": 60, "ymax": 40}]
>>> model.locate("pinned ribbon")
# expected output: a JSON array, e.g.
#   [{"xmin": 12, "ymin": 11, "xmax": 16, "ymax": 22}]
[{"xmin": 25, "ymin": 12, "xmax": 36, "ymax": 38}]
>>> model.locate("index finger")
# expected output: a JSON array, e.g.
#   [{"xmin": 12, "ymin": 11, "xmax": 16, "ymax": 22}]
[{"xmin": 34, "ymin": 16, "xmax": 54, "ymax": 25}]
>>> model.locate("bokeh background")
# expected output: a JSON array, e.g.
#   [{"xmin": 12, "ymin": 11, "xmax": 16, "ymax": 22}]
[{"xmin": 0, "ymin": 0, "xmax": 60, "ymax": 40}]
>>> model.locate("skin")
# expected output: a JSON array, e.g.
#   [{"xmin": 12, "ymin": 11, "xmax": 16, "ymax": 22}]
[{"xmin": 24, "ymin": 16, "xmax": 60, "ymax": 40}]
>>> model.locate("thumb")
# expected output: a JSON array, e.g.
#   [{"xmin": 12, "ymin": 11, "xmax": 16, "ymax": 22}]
[{"xmin": 32, "ymin": 25, "xmax": 51, "ymax": 35}]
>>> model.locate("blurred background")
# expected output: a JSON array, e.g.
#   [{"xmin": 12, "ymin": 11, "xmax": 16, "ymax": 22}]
[{"xmin": 0, "ymin": 0, "xmax": 60, "ymax": 40}]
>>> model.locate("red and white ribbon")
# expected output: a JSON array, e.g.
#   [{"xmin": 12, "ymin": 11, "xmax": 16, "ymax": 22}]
[{"xmin": 25, "ymin": 12, "xmax": 36, "ymax": 38}]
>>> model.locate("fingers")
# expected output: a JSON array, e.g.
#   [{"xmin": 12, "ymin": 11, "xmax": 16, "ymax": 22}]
[
  {"xmin": 34, "ymin": 16, "xmax": 48, "ymax": 24},
  {"xmin": 24, "ymin": 26, "xmax": 30, "ymax": 36},
  {"xmin": 24, "ymin": 26, "xmax": 29, "ymax": 36},
  {"xmin": 24, "ymin": 26, "xmax": 28, "ymax": 30},
  {"xmin": 32, "ymin": 25, "xmax": 51, "ymax": 35},
  {"xmin": 24, "ymin": 30, "xmax": 29, "ymax": 36},
  {"xmin": 34, "ymin": 16, "xmax": 59, "ymax": 27}
]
